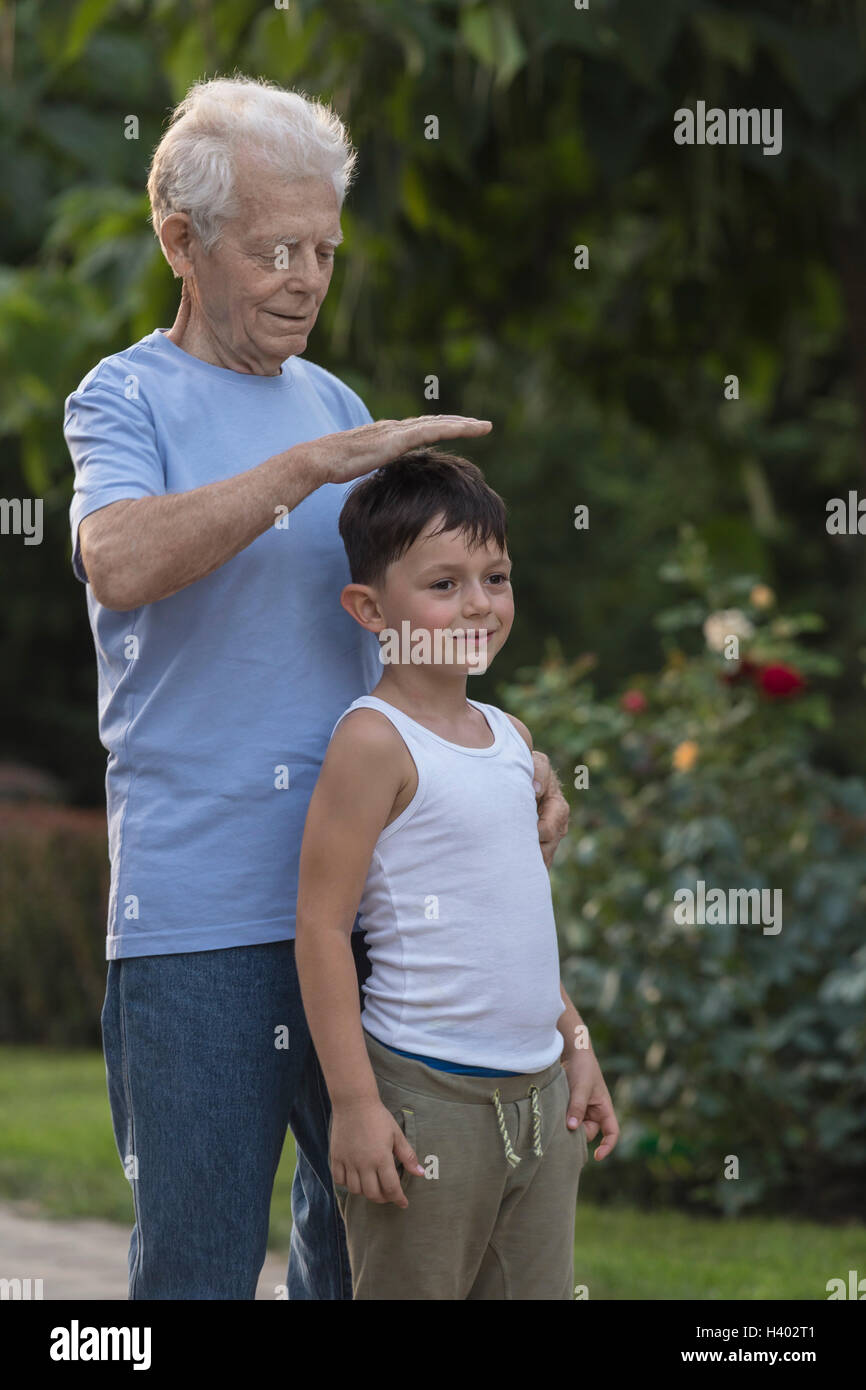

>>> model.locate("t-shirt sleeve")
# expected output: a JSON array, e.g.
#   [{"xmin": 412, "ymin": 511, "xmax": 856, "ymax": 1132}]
[
  {"xmin": 297, "ymin": 359, "xmax": 373, "ymax": 431},
  {"xmin": 349, "ymin": 392, "xmax": 374, "ymax": 427},
  {"xmin": 64, "ymin": 367, "xmax": 166, "ymax": 584}
]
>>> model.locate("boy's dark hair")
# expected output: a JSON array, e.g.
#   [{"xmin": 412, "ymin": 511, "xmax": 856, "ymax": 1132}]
[{"xmin": 338, "ymin": 448, "xmax": 508, "ymax": 587}]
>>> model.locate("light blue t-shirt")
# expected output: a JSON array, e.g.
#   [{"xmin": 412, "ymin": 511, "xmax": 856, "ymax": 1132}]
[{"xmin": 64, "ymin": 328, "xmax": 381, "ymax": 959}]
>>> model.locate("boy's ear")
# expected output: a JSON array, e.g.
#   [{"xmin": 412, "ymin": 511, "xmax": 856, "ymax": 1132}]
[{"xmin": 340, "ymin": 583, "xmax": 384, "ymax": 633}]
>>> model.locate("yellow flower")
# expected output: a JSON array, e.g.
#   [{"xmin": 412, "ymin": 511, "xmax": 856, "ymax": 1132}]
[
  {"xmin": 750, "ymin": 584, "xmax": 775, "ymax": 609},
  {"xmin": 672, "ymin": 740, "xmax": 699, "ymax": 771}
]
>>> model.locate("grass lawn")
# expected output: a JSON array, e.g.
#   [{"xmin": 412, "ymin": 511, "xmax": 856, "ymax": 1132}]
[{"xmin": 1, "ymin": 1046, "xmax": 863, "ymax": 1299}]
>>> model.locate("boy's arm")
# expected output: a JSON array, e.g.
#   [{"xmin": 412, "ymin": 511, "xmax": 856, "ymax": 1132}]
[
  {"xmin": 295, "ymin": 711, "xmax": 425, "ymax": 1205},
  {"xmin": 507, "ymin": 711, "xmax": 616, "ymax": 1153},
  {"xmin": 505, "ymin": 714, "xmax": 584, "ymax": 1048},
  {"xmin": 558, "ymin": 975, "xmax": 619, "ymax": 1157},
  {"xmin": 557, "ymin": 982, "xmax": 591, "ymax": 1061}
]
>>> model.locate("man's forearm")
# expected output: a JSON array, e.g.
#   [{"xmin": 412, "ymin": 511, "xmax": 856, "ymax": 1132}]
[
  {"xmin": 82, "ymin": 443, "xmax": 325, "ymax": 610},
  {"xmin": 295, "ymin": 926, "xmax": 381, "ymax": 1110}
]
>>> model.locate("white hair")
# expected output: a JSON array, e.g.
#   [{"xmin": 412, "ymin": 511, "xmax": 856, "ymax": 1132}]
[{"xmin": 146, "ymin": 74, "xmax": 358, "ymax": 256}]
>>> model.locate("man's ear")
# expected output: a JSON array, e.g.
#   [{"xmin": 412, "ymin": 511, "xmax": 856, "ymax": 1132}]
[{"xmin": 159, "ymin": 211, "xmax": 196, "ymax": 279}]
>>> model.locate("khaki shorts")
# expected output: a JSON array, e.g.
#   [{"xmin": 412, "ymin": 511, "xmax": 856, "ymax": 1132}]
[{"xmin": 333, "ymin": 1029, "xmax": 588, "ymax": 1300}]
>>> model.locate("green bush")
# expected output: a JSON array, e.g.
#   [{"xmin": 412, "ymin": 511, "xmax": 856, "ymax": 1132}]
[
  {"xmin": 500, "ymin": 527, "xmax": 866, "ymax": 1220},
  {"xmin": 0, "ymin": 804, "xmax": 108, "ymax": 1046}
]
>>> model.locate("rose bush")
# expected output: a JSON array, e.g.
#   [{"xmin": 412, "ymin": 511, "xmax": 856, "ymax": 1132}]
[{"xmin": 500, "ymin": 528, "xmax": 866, "ymax": 1217}]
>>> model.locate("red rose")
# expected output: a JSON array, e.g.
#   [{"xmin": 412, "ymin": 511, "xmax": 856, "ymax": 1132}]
[
  {"xmin": 757, "ymin": 663, "xmax": 805, "ymax": 697},
  {"xmin": 621, "ymin": 690, "xmax": 648, "ymax": 713}
]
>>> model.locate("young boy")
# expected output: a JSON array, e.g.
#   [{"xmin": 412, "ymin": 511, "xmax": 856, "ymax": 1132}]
[{"xmin": 296, "ymin": 448, "xmax": 596, "ymax": 1300}]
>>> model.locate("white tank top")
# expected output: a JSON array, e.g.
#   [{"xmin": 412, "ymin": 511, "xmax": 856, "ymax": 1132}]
[{"xmin": 330, "ymin": 694, "xmax": 565, "ymax": 1072}]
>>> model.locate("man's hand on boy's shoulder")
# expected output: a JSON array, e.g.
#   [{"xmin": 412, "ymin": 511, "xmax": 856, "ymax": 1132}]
[
  {"xmin": 504, "ymin": 713, "xmax": 570, "ymax": 869},
  {"xmin": 330, "ymin": 1098, "xmax": 425, "ymax": 1209}
]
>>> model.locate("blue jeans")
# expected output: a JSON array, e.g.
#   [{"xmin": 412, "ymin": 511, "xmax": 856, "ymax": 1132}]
[{"xmin": 100, "ymin": 934, "xmax": 371, "ymax": 1299}]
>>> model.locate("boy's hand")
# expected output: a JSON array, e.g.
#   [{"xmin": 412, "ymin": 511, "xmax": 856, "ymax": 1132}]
[
  {"xmin": 331, "ymin": 1099, "xmax": 425, "ymax": 1208},
  {"xmin": 562, "ymin": 1047, "xmax": 620, "ymax": 1161}
]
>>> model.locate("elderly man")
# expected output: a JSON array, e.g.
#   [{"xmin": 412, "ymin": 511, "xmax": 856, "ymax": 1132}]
[{"xmin": 64, "ymin": 75, "xmax": 569, "ymax": 1301}]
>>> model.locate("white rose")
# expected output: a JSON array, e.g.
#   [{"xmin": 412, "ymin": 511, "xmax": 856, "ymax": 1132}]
[{"xmin": 703, "ymin": 609, "xmax": 754, "ymax": 653}]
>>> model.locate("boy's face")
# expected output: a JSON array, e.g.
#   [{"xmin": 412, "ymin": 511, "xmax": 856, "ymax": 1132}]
[{"xmin": 368, "ymin": 516, "xmax": 514, "ymax": 674}]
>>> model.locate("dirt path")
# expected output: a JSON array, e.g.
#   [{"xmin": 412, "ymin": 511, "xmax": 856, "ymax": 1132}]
[{"xmin": 0, "ymin": 1203, "xmax": 289, "ymax": 1300}]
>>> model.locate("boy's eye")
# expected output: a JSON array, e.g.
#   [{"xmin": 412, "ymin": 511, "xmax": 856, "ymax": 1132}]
[{"xmin": 430, "ymin": 575, "xmax": 509, "ymax": 591}]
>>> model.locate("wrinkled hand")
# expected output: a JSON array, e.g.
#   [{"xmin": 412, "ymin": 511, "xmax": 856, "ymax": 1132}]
[
  {"xmin": 531, "ymin": 750, "xmax": 570, "ymax": 868},
  {"xmin": 330, "ymin": 1099, "xmax": 425, "ymax": 1208},
  {"xmin": 308, "ymin": 415, "xmax": 492, "ymax": 487},
  {"xmin": 563, "ymin": 1047, "xmax": 619, "ymax": 1161}
]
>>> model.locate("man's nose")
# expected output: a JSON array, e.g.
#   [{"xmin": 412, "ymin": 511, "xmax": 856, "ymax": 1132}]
[{"xmin": 279, "ymin": 244, "xmax": 324, "ymax": 288}]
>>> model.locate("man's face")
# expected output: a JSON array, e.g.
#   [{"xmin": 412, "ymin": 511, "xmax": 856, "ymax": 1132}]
[
  {"xmin": 373, "ymin": 517, "xmax": 515, "ymax": 675},
  {"xmin": 183, "ymin": 165, "xmax": 342, "ymax": 369}
]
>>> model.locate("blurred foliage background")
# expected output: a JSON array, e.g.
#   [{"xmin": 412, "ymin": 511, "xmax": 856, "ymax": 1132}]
[{"xmin": 1, "ymin": 0, "xmax": 865, "ymax": 1223}]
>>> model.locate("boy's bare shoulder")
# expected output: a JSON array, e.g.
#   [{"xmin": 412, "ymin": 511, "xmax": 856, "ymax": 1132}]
[
  {"xmin": 325, "ymin": 707, "xmax": 416, "ymax": 816},
  {"xmin": 326, "ymin": 711, "xmax": 419, "ymax": 817},
  {"xmin": 504, "ymin": 711, "xmax": 533, "ymax": 751},
  {"xmin": 326, "ymin": 706, "xmax": 412, "ymax": 773}
]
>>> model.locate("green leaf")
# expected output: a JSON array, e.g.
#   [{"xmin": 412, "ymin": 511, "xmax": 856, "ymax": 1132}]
[
  {"xmin": 21, "ymin": 429, "xmax": 52, "ymax": 495},
  {"xmin": 62, "ymin": 0, "xmax": 120, "ymax": 63},
  {"xmin": 653, "ymin": 602, "xmax": 707, "ymax": 632},
  {"xmin": 459, "ymin": 4, "xmax": 527, "ymax": 89},
  {"xmin": 162, "ymin": 23, "xmax": 211, "ymax": 104}
]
